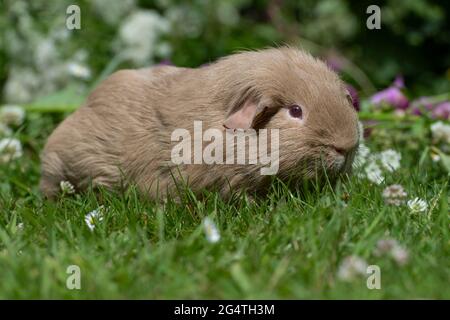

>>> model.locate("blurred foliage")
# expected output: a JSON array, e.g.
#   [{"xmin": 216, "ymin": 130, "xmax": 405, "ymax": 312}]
[{"xmin": 0, "ymin": 0, "xmax": 449, "ymax": 104}]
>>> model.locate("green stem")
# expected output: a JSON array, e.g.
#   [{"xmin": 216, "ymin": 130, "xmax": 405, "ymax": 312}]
[
  {"xmin": 23, "ymin": 104, "xmax": 79, "ymax": 113},
  {"xmin": 423, "ymin": 92, "xmax": 450, "ymax": 104},
  {"xmin": 358, "ymin": 112, "xmax": 418, "ymax": 122}
]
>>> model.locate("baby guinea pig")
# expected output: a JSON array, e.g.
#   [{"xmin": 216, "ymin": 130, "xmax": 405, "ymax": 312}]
[{"xmin": 40, "ymin": 47, "xmax": 360, "ymax": 199}]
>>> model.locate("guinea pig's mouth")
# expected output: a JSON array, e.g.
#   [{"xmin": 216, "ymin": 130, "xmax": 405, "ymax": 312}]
[
  {"xmin": 328, "ymin": 147, "xmax": 357, "ymax": 175},
  {"xmin": 307, "ymin": 146, "xmax": 357, "ymax": 177},
  {"xmin": 279, "ymin": 143, "xmax": 358, "ymax": 181}
]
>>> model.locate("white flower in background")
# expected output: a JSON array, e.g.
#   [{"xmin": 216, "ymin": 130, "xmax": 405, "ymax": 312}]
[
  {"xmin": 72, "ymin": 49, "xmax": 89, "ymax": 63},
  {"xmin": 4, "ymin": 66, "xmax": 40, "ymax": 103},
  {"xmin": 353, "ymin": 143, "xmax": 370, "ymax": 168},
  {"xmin": 407, "ymin": 197, "xmax": 428, "ymax": 213},
  {"xmin": 390, "ymin": 245, "xmax": 409, "ymax": 266},
  {"xmin": 430, "ymin": 153, "xmax": 441, "ymax": 162},
  {"xmin": 430, "ymin": 121, "xmax": 450, "ymax": 144},
  {"xmin": 216, "ymin": 1, "xmax": 240, "ymax": 26},
  {"xmin": 354, "ymin": 146, "xmax": 401, "ymax": 181},
  {"xmin": 52, "ymin": 28, "xmax": 71, "ymax": 42},
  {"xmin": 0, "ymin": 124, "xmax": 12, "ymax": 136},
  {"xmin": 337, "ymin": 255, "xmax": 368, "ymax": 281},
  {"xmin": 365, "ymin": 161, "xmax": 384, "ymax": 184},
  {"xmin": 35, "ymin": 39, "xmax": 58, "ymax": 69},
  {"xmin": 379, "ymin": 149, "xmax": 401, "ymax": 172},
  {"xmin": 382, "ymin": 184, "xmax": 407, "ymax": 206},
  {"xmin": 17, "ymin": 222, "xmax": 24, "ymax": 230},
  {"xmin": 375, "ymin": 238, "xmax": 399, "ymax": 256},
  {"xmin": 118, "ymin": 10, "xmax": 170, "ymax": 65},
  {"xmin": 166, "ymin": 6, "xmax": 203, "ymax": 38},
  {"xmin": 203, "ymin": 217, "xmax": 220, "ymax": 243},
  {"xmin": 84, "ymin": 206, "xmax": 106, "ymax": 231},
  {"xmin": 0, "ymin": 138, "xmax": 23, "ymax": 163},
  {"xmin": 154, "ymin": 42, "xmax": 172, "ymax": 58},
  {"xmin": 3, "ymin": 3, "xmax": 80, "ymax": 103},
  {"xmin": 93, "ymin": 0, "xmax": 136, "ymax": 25},
  {"xmin": 66, "ymin": 62, "xmax": 91, "ymax": 79},
  {"xmin": 0, "ymin": 105, "xmax": 25, "ymax": 126},
  {"xmin": 60, "ymin": 180, "xmax": 75, "ymax": 195},
  {"xmin": 375, "ymin": 238, "xmax": 409, "ymax": 265}
]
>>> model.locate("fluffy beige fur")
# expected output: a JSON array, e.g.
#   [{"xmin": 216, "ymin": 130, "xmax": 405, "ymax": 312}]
[{"xmin": 40, "ymin": 47, "xmax": 359, "ymax": 199}]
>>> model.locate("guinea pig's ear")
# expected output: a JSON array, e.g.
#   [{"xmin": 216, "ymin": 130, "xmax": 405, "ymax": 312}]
[{"xmin": 223, "ymin": 99, "xmax": 261, "ymax": 130}]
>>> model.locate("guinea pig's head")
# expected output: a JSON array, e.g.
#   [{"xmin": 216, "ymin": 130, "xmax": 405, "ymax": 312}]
[{"xmin": 218, "ymin": 47, "xmax": 360, "ymax": 180}]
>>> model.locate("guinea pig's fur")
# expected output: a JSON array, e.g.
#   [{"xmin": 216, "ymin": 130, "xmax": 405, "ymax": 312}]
[{"xmin": 40, "ymin": 47, "xmax": 360, "ymax": 199}]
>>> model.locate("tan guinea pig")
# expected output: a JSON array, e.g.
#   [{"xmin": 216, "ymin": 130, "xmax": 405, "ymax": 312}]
[{"xmin": 40, "ymin": 47, "xmax": 360, "ymax": 199}]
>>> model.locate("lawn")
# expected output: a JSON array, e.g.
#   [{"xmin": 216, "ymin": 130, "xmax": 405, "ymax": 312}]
[
  {"xmin": 0, "ymin": 110, "xmax": 448, "ymax": 299},
  {"xmin": 1, "ymin": 0, "xmax": 450, "ymax": 301}
]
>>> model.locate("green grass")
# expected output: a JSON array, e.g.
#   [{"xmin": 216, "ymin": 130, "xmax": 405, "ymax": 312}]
[{"xmin": 0, "ymin": 115, "xmax": 449, "ymax": 299}]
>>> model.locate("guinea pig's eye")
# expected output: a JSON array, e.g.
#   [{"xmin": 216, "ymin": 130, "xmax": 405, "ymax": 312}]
[{"xmin": 288, "ymin": 104, "xmax": 303, "ymax": 119}]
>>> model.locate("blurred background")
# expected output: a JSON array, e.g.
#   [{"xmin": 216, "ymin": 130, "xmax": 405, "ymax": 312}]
[{"xmin": 1, "ymin": 0, "xmax": 449, "ymax": 106}]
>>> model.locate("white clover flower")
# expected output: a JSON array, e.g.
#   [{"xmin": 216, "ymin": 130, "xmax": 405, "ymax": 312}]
[
  {"xmin": 430, "ymin": 121, "xmax": 450, "ymax": 144},
  {"xmin": 0, "ymin": 105, "xmax": 25, "ymax": 126},
  {"xmin": 85, "ymin": 206, "xmax": 105, "ymax": 231},
  {"xmin": 52, "ymin": 28, "xmax": 71, "ymax": 41},
  {"xmin": 35, "ymin": 39, "xmax": 57, "ymax": 69},
  {"xmin": 4, "ymin": 67, "xmax": 40, "ymax": 103},
  {"xmin": 72, "ymin": 49, "xmax": 89, "ymax": 63},
  {"xmin": 382, "ymin": 184, "xmax": 407, "ymax": 206},
  {"xmin": 356, "ymin": 170, "xmax": 367, "ymax": 180},
  {"xmin": 216, "ymin": 1, "xmax": 239, "ymax": 26},
  {"xmin": 60, "ymin": 180, "xmax": 75, "ymax": 195},
  {"xmin": 353, "ymin": 143, "xmax": 370, "ymax": 169},
  {"xmin": 365, "ymin": 161, "xmax": 384, "ymax": 184},
  {"xmin": 166, "ymin": 6, "xmax": 203, "ymax": 38},
  {"xmin": 0, "ymin": 138, "xmax": 23, "ymax": 163},
  {"xmin": 118, "ymin": 10, "xmax": 170, "ymax": 65},
  {"xmin": 390, "ymin": 245, "xmax": 409, "ymax": 266},
  {"xmin": 66, "ymin": 62, "xmax": 91, "ymax": 79},
  {"xmin": 379, "ymin": 149, "xmax": 401, "ymax": 172},
  {"xmin": 374, "ymin": 237, "xmax": 408, "ymax": 265},
  {"xmin": 0, "ymin": 123, "xmax": 12, "ymax": 136},
  {"xmin": 154, "ymin": 42, "xmax": 172, "ymax": 58},
  {"xmin": 430, "ymin": 153, "xmax": 441, "ymax": 162},
  {"xmin": 407, "ymin": 197, "xmax": 428, "ymax": 213},
  {"xmin": 337, "ymin": 255, "xmax": 368, "ymax": 281},
  {"xmin": 375, "ymin": 238, "xmax": 399, "ymax": 256},
  {"xmin": 202, "ymin": 217, "xmax": 220, "ymax": 243},
  {"xmin": 93, "ymin": 0, "xmax": 136, "ymax": 25}
]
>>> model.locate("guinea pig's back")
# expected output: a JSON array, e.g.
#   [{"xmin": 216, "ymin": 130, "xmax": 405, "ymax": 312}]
[{"xmin": 40, "ymin": 65, "xmax": 187, "ymax": 197}]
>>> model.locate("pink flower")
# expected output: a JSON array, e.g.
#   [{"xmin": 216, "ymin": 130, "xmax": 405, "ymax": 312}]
[
  {"xmin": 410, "ymin": 97, "xmax": 434, "ymax": 116},
  {"xmin": 410, "ymin": 98, "xmax": 450, "ymax": 120},
  {"xmin": 326, "ymin": 54, "xmax": 345, "ymax": 72},
  {"xmin": 158, "ymin": 59, "xmax": 173, "ymax": 66},
  {"xmin": 432, "ymin": 102, "xmax": 450, "ymax": 120},
  {"xmin": 346, "ymin": 84, "xmax": 360, "ymax": 111},
  {"xmin": 370, "ymin": 76, "xmax": 409, "ymax": 110}
]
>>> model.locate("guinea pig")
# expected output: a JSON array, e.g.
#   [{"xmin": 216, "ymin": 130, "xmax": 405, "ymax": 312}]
[{"xmin": 40, "ymin": 47, "xmax": 360, "ymax": 200}]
